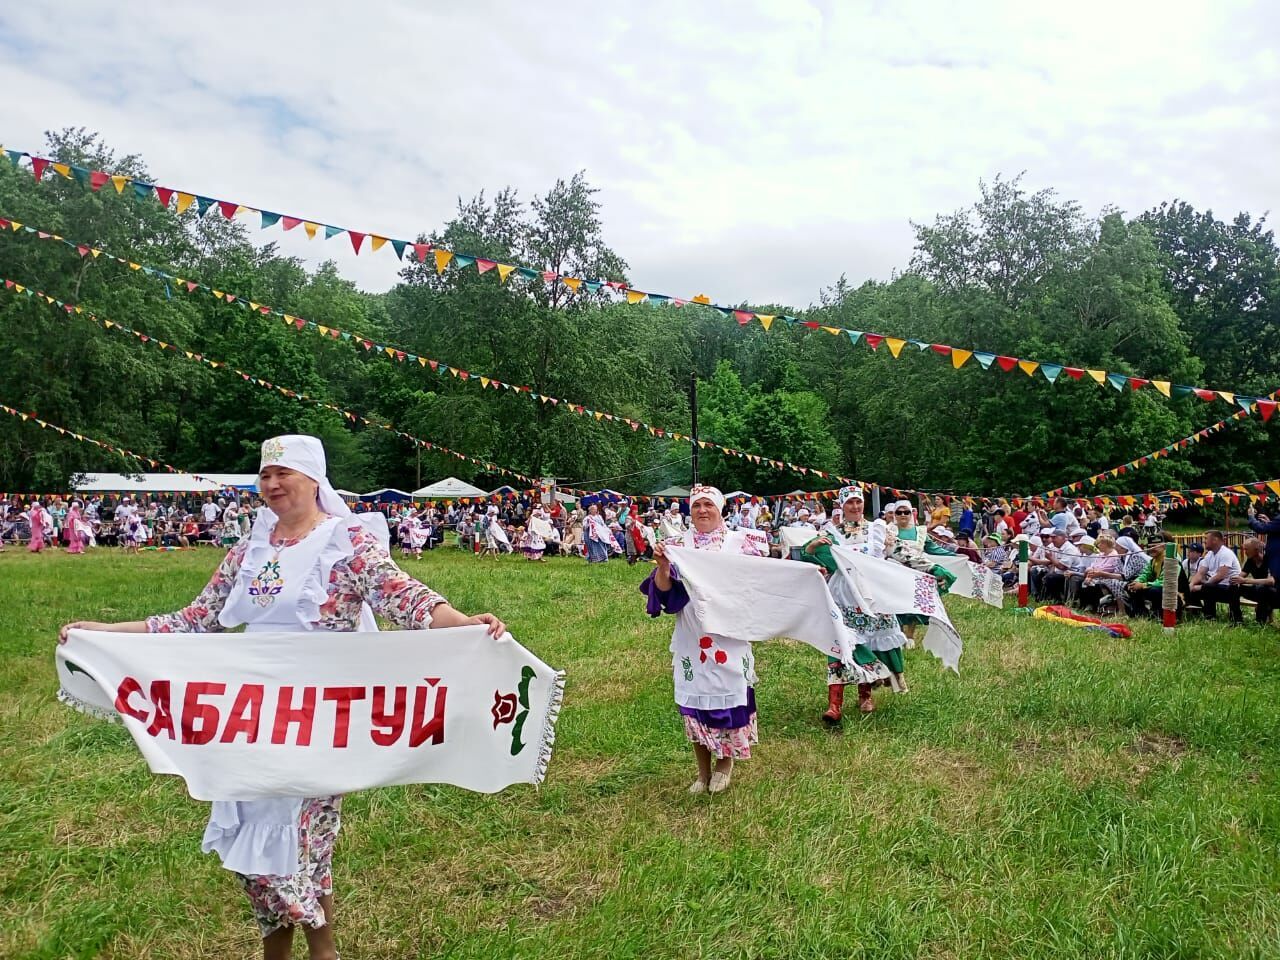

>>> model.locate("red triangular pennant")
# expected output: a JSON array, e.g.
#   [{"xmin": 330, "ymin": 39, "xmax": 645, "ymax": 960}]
[{"xmin": 996, "ymin": 356, "xmax": 1018, "ymax": 372}]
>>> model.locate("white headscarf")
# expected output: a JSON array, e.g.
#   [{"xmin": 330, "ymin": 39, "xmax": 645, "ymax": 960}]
[
  {"xmin": 688, "ymin": 484, "xmax": 726, "ymax": 513},
  {"xmin": 254, "ymin": 434, "xmax": 388, "ymax": 549}
]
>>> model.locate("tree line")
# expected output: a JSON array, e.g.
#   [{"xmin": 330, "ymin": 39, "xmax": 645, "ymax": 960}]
[{"xmin": 1, "ymin": 128, "xmax": 1276, "ymax": 498}]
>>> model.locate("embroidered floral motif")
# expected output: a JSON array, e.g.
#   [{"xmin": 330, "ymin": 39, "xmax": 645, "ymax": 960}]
[
  {"xmin": 145, "ymin": 524, "xmax": 447, "ymax": 634},
  {"xmin": 697, "ymin": 635, "xmax": 728, "ymax": 665},
  {"xmin": 913, "ymin": 575, "xmax": 938, "ymax": 615},
  {"xmin": 260, "ymin": 437, "xmax": 286, "ymax": 464},
  {"xmin": 249, "ymin": 557, "xmax": 285, "ymax": 606},
  {"xmin": 842, "ymin": 607, "xmax": 898, "ymax": 632}
]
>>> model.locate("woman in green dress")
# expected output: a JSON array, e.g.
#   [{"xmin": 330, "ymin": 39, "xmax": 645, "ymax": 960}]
[{"xmin": 884, "ymin": 500, "xmax": 957, "ymax": 641}]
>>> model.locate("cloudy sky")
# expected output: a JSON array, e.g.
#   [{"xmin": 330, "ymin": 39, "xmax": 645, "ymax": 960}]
[{"xmin": 1, "ymin": 0, "xmax": 1276, "ymax": 309}]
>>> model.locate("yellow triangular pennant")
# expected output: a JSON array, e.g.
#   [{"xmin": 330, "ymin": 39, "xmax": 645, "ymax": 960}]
[
  {"xmin": 434, "ymin": 249, "xmax": 453, "ymax": 274},
  {"xmin": 1018, "ymin": 360, "xmax": 1039, "ymax": 377},
  {"xmin": 496, "ymin": 264, "xmax": 515, "ymax": 283},
  {"xmin": 1087, "ymin": 369, "xmax": 1106, "ymax": 384},
  {"xmin": 758, "ymin": 315, "xmax": 774, "ymax": 331},
  {"xmin": 110, "ymin": 175, "xmax": 129, "ymax": 194},
  {"xmin": 176, "ymin": 192, "xmax": 195, "ymax": 215},
  {"xmin": 886, "ymin": 337, "xmax": 906, "ymax": 358},
  {"xmin": 303, "ymin": 222, "xmax": 318, "ymax": 239},
  {"xmin": 370, "ymin": 236, "xmax": 388, "ymax": 252},
  {"xmin": 562, "ymin": 277, "xmax": 582, "ymax": 293},
  {"xmin": 625, "ymin": 289, "xmax": 647, "ymax": 304},
  {"xmin": 951, "ymin": 349, "xmax": 973, "ymax": 369},
  {"xmin": 1152, "ymin": 380, "xmax": 1171, "ymax": 398}
]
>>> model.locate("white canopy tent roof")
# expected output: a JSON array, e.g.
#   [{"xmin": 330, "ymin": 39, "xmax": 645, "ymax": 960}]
[
  {"xmin": 72, "ymin": 472, "xmax": 259, "ymax": 493},
  {"xmin": 410, "ymin": 477, "xmax": 489, "ymax": 498}
]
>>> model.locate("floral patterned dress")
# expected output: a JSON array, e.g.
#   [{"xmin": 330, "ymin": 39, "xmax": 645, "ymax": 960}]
[
  {"xmin": 146, "ymin": 518, "xmax": 448, "ymax": 937},
  {"xmin": 642, "ymin": 525, "xmax": 768, "ymax": 760}
]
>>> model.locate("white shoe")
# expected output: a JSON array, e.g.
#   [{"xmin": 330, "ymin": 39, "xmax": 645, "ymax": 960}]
[
  {"xmin": 708, "ymin": 770, "xmax": 732, "ymax": 794},
  {"xmin": 687, "ymin": 778, "xmax": 708, "ymax": 795}
]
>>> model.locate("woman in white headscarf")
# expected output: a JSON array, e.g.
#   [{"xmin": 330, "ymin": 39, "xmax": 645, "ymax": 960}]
[
  {"xmin": 58, "ymin": 435, "xmax": 507, "ymax": 960},
  {"xmin": 584, "ymin": 503, "xmax": 618, "ymax": 563},
  {"xmin": 642, "ymin": 485, "xmax": 769, "ymax": 794}
]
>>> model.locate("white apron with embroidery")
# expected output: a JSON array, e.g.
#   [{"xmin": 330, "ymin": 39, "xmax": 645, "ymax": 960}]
[
  {"xmin": 203, "ymin": 515, "xmax": 381, "ymax": 876},
  {"xmin": 667, "ymin": 528, "xmax": 761, "ymax": 711}
]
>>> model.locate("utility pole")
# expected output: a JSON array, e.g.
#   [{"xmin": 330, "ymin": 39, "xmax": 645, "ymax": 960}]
[{"xmin": 689, "ymin": 373, "xmax": 700, "ymax": 486}]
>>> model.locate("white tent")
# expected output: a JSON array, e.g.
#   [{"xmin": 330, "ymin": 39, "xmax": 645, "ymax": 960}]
[
  {"xmin": 411, "ymin": 477, "xmax": 488, "ymax": 499},
  {"xmin": 73, "ymin": 472, "xmax": 258, "ymax": 493}
]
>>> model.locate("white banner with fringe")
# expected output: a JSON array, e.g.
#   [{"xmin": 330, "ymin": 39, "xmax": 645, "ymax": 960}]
[{"xmin": 56, "ymin": 626, "xmax": 563, "ymax": 801}]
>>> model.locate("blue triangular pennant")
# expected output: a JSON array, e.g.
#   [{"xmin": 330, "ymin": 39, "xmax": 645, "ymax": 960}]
[
  {"xmin": 454, "ymin": 255, "xmax": 475, "ymax": 269},
  {"xmin": 390, "ymin": 239, "xmax": 407, "ymax": 260},
  {"xmin": 974, "ymin": 352, "xmax": 996, "ymax": 370},
  {"xmin": 1041, "ymin": 363, "xmax": 1063, "ymax": 384},
  {"xmin": 1106, "ymin": 373, "xmax": 1127, "ymax": 391},
  {"xmin": 260, "ymin": 211, "xmax": 282, "ymax": 230},
  {"xmin": 516, "ymin": 267, "xmax": 539, "ymax": 280},
  {"xmin": 70, "ymin": 165, "xmax": 91, "ymax": 188},
  {"xmin": 195, "ymin": 196, "xmax": 216, "ymax": 217},
  {"xmin": 846, "ymin": 330, "xmax": 863, "ymax": 345},
  {"xmin": 323, "ymin": 224, "xmax": 343, "ymax": 240},
  {"xmin": 132, "ymin": 182, "xmax": 154, "ymax": 201}
]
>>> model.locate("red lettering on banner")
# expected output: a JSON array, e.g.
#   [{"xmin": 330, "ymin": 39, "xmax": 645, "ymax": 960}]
[
  {"xmin": 370, "ymin": 685, "xmax": 406, "ymax": 746},
  {"xmin": 322, "ymin": 686, "xmax": 367, "ymax": 748},
  {"xmin": 220, "ymin": 684, "xmax": 265, "ymax": 743},
  {"xmin": 114, "ymin": 676, "xmax": 148, "ymax": 723},
  {"xmin": 145, "ymin": 680, "xmax": 176, "ymax": 739},
  {"xmin": 408, "ymin": 678, "xmax": 447, "ymax": 747},
  {"xmin": 181, "ymin": 682, "xmax": 226, "ymax": 745},
  {"xmin": 271, "ymin": 686, "xmax": 316, "ymax": 746}
]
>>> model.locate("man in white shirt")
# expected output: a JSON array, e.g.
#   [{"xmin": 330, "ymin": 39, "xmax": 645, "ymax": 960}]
[
  {"xmin": 200, "ymin": 496, "xmax": 220, "ymax": 525},
  {"xmin": 1191, "ymin": 529, "xmax": 1243, "ymax": 623},
  {"xmin": 1030, "ymin": 529, "xmax": 1079, "ymax": 602}
]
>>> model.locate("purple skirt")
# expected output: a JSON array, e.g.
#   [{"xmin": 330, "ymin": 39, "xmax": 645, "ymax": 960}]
[{"xmin": 678, "ymin": 687, "xmax": 756, "ymax": 729}]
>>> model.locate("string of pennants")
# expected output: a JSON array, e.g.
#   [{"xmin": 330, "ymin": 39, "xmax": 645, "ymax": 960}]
[
  {"xmin": 0, "ymin": 401, "xmax": 217, "ymax": 482},
  {"xmin": 1059, "ymin": 478, "xmax": 1280, "ymax": 510},
  {"xmin": 0, "ymin": 212, "xmax": 867, "ymax": 490},
  {"xmin": 0, "ymin": 143, "xmax": 1269, "ymax": 411},
  {"xmin": 5, "ymin": 241, "xmax": 1270, "ymax": 512},
  {"xmin": 0, "ymin": 276, "xmax": 590, "ymax": 496},
  {"xmin": 1037, "ymin": 388, "xmax": 1280, "ymax": 499}
]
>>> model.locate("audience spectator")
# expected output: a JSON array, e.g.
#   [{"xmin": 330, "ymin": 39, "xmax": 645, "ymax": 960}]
[{"xmin": 1190, "ymin": 530, "xmax": 1243, "ymax": 624}]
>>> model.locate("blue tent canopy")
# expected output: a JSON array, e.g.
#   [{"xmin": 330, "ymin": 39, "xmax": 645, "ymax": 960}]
[
  {"xmin": 579, "ymin": 489, "xmax": 628, "ymax": 509},
  {"xmin": 359, "ymin": 488, "xmax": 413, "ymax": 504}
]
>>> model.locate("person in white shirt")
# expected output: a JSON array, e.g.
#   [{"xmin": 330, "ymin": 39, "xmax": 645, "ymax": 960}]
[
  {"xmin": 200, "ymin": 497, "xmax": 220, "ymax": 525},
  {"xmin": 1030, "ymin": 530, "xmax": 1079, "ymax": 602},
  {"xmin": 1190, "ymin": 530, "xmax": 1243, "ymax": 623}
]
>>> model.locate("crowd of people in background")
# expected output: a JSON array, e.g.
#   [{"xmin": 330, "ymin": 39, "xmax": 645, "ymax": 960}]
[{"xmin": 3, "ymin": 486, "xmax": 1276, "ymax": 627}]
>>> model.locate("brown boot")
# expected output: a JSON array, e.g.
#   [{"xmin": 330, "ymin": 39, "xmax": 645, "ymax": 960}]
[
  {"xmin": 822, "ymin": 684, "xmax": 844, "ymax": 724},
  {"xmin": 858, "ymin": 683, "xmax": 875, "ymax": 713}
]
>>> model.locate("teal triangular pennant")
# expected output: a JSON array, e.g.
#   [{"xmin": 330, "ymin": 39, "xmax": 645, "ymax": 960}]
[
  {"xmin": 323, "ymin": 225, "xmax": 343, "ymax": 240},
  {"xmin": 260, "ymin": 211, "xmax": 282, "ymax": 230},
  {"xmin": 974, "ymin": 352, "xmax": 995, "ymax": 370}
]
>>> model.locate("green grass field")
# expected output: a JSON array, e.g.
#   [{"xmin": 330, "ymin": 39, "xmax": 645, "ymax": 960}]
[{"xmin": 3, "ymin": 546, "xmax": 1280, "ymax": 959}]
